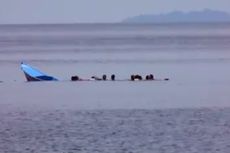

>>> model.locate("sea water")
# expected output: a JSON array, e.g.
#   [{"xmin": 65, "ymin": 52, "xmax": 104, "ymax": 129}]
[{"xmin": 0, "ymin": 23, "xmax": 230, "ymax": 152}]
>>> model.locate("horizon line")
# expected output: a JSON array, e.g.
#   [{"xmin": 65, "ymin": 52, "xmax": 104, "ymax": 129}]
[{"xmin": 1, "ymin": 21, "xmax": 230, "ymax": 26}]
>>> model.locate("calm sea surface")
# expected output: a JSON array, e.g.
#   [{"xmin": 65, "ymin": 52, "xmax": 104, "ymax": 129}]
[{"xmin": 1, "ymin": 23, "xmax": 230, "ymax": 152}]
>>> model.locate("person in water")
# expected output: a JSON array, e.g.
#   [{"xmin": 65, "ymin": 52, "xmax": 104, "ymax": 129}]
[
  {"xmin": 145, "ymin": 74, "xmax": 155, "ymax": 80},
  {"xmin": 91, "ymin": 76, "xmax": 102, "ymax": 80},
  {"xmin": 111, "ymin": 74, "xmax": 115, "ymax": 81},
  {"xmin": 102, "ymin": 74, "xmax": 107, "ymax": 80},
  {"xmin": 131, "ymin": 75, "xmax": 135, "ymax": 81},
  {"xmin": 131, "ymin": 74, "xmax": 142, "ymax": 81},
  {"xmin": 149, "ymin": 74, "xmax": 154, "ymax": 80},
  {"xmin": 71, "ymin": 75, "xmax": 89, "ymax": 81},
  {"xmin": 135, "ymin": 75, "xmax": 142, "ymax": 80},
  {"xmin": 91, "ymin": 75, "xmax": 107, "ymax": 81},
  {"xmin": 71, "ymin": 75, "xmax": 80, "ymax": 81},
  {"xmin": 145, "ymin": 74, "xmax": 154, "ymax": 80}
]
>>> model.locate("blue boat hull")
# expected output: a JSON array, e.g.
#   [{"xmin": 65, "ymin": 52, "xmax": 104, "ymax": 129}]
[{"xmin": 21, "ymin": 63, "xmax": 58, "ymax": 81}]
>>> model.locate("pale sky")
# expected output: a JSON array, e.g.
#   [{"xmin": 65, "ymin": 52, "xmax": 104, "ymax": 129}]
[{"xmin": 0, "ymin": 0, "xmax": 229, "ymax": 24}]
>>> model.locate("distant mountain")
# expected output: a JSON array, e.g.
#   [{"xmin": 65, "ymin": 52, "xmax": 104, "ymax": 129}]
[{"xmin": 122, "ymin": 9, "xmax": 230, "ymax": 23}]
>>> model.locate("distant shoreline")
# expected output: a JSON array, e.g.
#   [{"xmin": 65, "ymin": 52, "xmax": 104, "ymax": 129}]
[{"xmin": 122, "ymin": 9, "xmax": 230, "ymax": 24}]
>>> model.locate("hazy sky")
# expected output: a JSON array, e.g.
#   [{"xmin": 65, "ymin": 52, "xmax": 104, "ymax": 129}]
[{"xmin": 0, "ymin": 0, "xmax": 229, "ymax": 24}]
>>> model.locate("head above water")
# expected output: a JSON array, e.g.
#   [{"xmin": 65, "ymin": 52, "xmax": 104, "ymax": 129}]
[
  {"xmin": 111, "ymin": 74, "xmax": 115, "ymax": 81},
  {"xmin": 102, "ymin": 74, "xmax": 107, "ymax": 80},
  {"xmin": 135, "ymin": 75, "xmax": 142, "ymax": 80},
  {"xmin": 149, "ymin": 74, "xmax": 154, "ymax": 80},
  {"xmin": 131, "ymin": 75, "xmax": 135, "ymax": 81},
  {"xmin": 71, "ymin": 75, "xmax": 79, "ymax": 81}
]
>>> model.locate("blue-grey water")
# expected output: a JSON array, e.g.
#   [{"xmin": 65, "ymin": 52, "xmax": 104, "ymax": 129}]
[
  {"xmin": 1, "ymin": 108, "xmax": 230, "ymax": 153},
  {"xmin": 1, "ymin": 23, "xmax": 230, "ymax": 153}
]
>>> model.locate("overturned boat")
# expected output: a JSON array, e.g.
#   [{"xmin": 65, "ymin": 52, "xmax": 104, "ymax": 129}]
[{"xmin": 21, "ymin": 63, "xmax": 58, "ymax": 81}]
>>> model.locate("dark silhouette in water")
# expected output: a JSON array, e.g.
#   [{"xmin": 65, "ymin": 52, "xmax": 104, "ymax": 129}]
[
  {"xmin": 69, "ymin": 74, "xmax": 168, "ymax": 82},
  {"xmin": 131, "ymin": 74, "xmax": 142, "ymax": 81},
  {"xmin": 111, "ymin": 74, "xmax": 115, "ymax": 81},
  {"xmin": 145, "ymin": 74, "xmax": 154, "ymax": 80},
  {"xmin": 135, "ymin": 75, "xmax": 142, "ymax": 80},
  {"xmin": 149, "ymin": 74, "xmax": 154, "ymax": 80},
  {"xmin": 131, "ymin": 75, "xmax": 135, "ymax": 81},
  {"xmin": 71, "ymin": 75, "xmax": 80, "ymax": 81},
  {"xmin": 102, "ymin": 74, "xmax": 107, "ymax": 80},
  {"xmin": 150, "ymin": 74, "xmax": 154, "ymax": 80},
  {"xmin": 91, "ymin": 76, "xmax": 102, "ymax": 80}
]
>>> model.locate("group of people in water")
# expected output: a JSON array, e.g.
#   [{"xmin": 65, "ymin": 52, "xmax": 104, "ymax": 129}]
[
  {"xmin": 130, "ymin": 74, "xmax": 154, "ymax": 81},
  {"xmin": 71, "ymin": 74, "xmax": 156, "ymax": 81}
]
